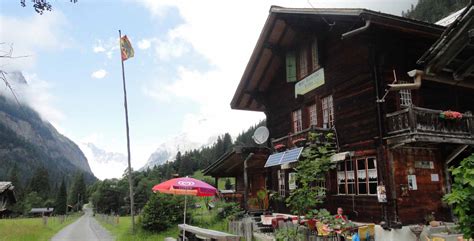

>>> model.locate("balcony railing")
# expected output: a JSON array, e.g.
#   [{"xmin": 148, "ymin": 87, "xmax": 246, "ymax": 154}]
[
  {"xmin": 271, "ymin": 125, "xmax": 335, "ymax": 149},
  {"xmin": 386, "ymin": 106, "xmax": 474, "ymax": 141}
]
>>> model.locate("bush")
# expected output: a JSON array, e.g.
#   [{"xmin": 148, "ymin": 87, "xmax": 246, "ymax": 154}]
[
  {"xmin": 443, "ymin": 154, "xmax": 474, "ymax": 239},
  {"xmin": 140, "ymin": 193, "xmax": 189, "ymax": 232},
  {"xmin": 216, "ymin": 201, "xmax": 243, "ymax": 220}
]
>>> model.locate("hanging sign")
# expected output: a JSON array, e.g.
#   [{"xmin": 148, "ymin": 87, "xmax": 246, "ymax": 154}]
[
  {"xmin": 295, "ymin": 68, "xmax": 325, "ymax": 97},
  {"xmin": 415, "ymin": 161, "xmax": 434, "ymax": 169},
  {"xmin": 377, "ymin": 185, "xmax": 387, "ymax": 203}
]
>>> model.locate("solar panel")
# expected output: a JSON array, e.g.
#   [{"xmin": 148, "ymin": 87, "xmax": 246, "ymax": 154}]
[
  {"xmin": 264, "ymin": 152, "xmax": 284, "ymax": 167},
  {"xmin": 280, "ymin": 147, "xmax": 303, "ymax": 165},
  {"xmin": 264, "ymin": 147, "xmax": 304, "ymax": 167}
]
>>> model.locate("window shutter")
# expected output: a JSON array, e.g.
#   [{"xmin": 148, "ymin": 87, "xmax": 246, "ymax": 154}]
[{"xmin": 286, "ymin": 51, "xmax": 297, "ymax": 82}]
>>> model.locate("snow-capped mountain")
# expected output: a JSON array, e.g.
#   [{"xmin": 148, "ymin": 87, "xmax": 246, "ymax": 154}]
[
  {"xmin": 79, "ymin": 142, "xmax": 127, "ymax": 180},
  {"xmin": 140, "ymin": 133, "xmax": 214, "ymax": 170}
]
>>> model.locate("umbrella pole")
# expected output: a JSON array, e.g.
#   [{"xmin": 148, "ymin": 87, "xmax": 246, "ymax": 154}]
[{"xmin": 183, "ymin": 195, "xmax": 187, "ymax": 240}]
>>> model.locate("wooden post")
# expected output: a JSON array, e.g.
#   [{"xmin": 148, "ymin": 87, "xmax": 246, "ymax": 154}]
[
  {"xmin": 408, "ymin": 106, "xmax": 417, "ymax": 132},
  {"xmin": 118, "ymin": 30, "xmax": 135, "ymax": 233},
  {"xmin": 243, "ymin": 153, "xmax": 254, "ymax": 211}
]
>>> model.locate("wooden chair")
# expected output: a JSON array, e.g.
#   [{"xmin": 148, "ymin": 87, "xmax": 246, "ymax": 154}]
[
  {"xmin": 358, "ymin": 226, "xmax": 369, "ymax": 241},
  {"xmin": 316, "ymin": 222, "xmax": 337, "ymax": 241},
  {"xmin": 367, "ymin": 224, "xmax": 375, "ymax": 241}
]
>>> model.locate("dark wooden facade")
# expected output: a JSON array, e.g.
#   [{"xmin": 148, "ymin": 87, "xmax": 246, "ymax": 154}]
[{"xmin": 223, "ymin": 6, "xmax": 474, "ymax": 226}]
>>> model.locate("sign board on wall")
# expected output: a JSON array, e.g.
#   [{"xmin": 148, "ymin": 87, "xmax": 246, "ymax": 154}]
[
  {"xmin": 431, "ymin": 174, "xmax": 439, "ymax": 182},
  {"xmin": 415, "ymin": 161, "xmax": 434, "ymax": 169},
  {"xmin": 408, "ymin": 175, "xmax": 418, "ymax": 190},
  {"xmin": 377, "ymin": 185, "xmax": 387, "ymax": 203},
  {"xmin": 295, "ymin": 68, "xmax": 325, "ymax": 97}
]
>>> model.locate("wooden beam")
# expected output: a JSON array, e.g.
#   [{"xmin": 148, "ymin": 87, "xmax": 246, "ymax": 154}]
[
  {"xmin": 453, "ymin": 56, "xmax": 474, "ymax": 80},
  {"xmin": 446, "ymin": 144, "xmax": 469, "ymax": 165}
]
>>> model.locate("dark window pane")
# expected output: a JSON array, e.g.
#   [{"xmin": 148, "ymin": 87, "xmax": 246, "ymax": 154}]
[
  {"xmin": 357, "ymin": 159, "xmax": 365, "ymax": 170},
  {"xmin": 348, "ymin": 184, "xmax": 355, "ymax": 194},
  {"xmin": 347, "ymin": 160, "xmax": 354, "ymax": 171},
  {"xmin": 338, "ymin": 184, "xmax": 346, "ymax": 194},
  {"xmin": 369, "ymin": 183, "xmax": 377, "ymax": 194},
  {"xmin": 358, "ymin": 183, "xmax": 367, "ymax": 194},
  {"xmin": 368, "ymin": 158, "xmax": 376, "ymax": 169},
  {"xmin": 337, "ymin": 162, "xmax": 345, "ymax": 171}
]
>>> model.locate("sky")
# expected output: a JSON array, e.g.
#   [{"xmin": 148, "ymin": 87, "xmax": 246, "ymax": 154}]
[{"xmin": 0, "ymin": 0, "xmax": 417, "ymax": 179}]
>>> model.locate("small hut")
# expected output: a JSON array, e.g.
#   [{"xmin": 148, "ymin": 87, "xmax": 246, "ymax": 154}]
[{"xmin": 30, "ymin": 208, "xmax": 54, "ymax": 217}]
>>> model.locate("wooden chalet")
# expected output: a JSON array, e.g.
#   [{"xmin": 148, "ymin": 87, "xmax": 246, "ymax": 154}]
[{"xmin": 205, "ymin": 5, "xmax": 474, "ymax": 227}]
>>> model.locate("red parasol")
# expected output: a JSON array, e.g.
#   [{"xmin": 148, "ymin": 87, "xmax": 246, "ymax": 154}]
[{"xmin": 152, "ymin": 177, "xmax": 217, "ymax": 239}]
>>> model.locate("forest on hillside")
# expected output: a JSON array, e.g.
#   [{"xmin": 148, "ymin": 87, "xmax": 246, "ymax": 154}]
[
  {"xmin": 88, "ymin": 120, "xmax": 266, "ymax": 214},
  {"xmin": 402, "ymin": 0, "xmax": 470, "ymax": 23}
]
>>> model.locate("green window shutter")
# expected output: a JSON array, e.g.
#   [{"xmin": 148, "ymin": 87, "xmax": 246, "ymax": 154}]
[{"xmin": 286, "ymin": 51, "xmax": 297, "ymax": 82}]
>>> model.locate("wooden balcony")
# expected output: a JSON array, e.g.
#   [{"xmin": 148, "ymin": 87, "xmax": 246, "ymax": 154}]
[
  {"xmin": 385, "ymin": 106, "xmax": 474, "ymax": 146},
  {"xmin": 271, "ymin": 126, "xmax": 335, "ymax": 150}
]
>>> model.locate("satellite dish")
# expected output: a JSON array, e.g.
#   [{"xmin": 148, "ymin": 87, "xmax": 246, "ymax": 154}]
[{"xmin": 252, "ymin": 126, "xmax": 269, "ymax": 144}]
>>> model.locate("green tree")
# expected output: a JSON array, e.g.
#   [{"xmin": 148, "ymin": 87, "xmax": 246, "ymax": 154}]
[
  {"xmin": 24, "ymin": 191, "xmax": 44, "ymax": 213},
  {"xmin": 443, "ymin": 154, "xmax": 474, "ymax": 239},
  {"xmin": 29, "ymin": 166, "xmax": 50, "ymax": 200},
  {"xmin": 55, "ymin": 180, "xmax": 67, "ymax": 215},
  {"xmin": 402, "ymin": 0, "xmax": 470, "ymax": 23},
  {"xmin": 286, "ymin": 132, "xmax": 336, "ymax": 218},
  {"xmin": 69, "ymin": 172, "xmax": 87, "ymax": 211},
  {"xmin": 140, "ymin": 193, "xmax": 188, "ymax": 232}
]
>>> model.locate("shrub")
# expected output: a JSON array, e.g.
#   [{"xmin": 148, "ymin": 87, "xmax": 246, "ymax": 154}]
[
  {"xmin": 140, "ymin": 193, "xmax": 189, "ymax": 232},
  {"xmin": 443, "ymin": 154, "xmax": 474, "ymax": 239},
  {"xmin": 216, "ymin": 201, "xmax": 244, "ymax": 220}
]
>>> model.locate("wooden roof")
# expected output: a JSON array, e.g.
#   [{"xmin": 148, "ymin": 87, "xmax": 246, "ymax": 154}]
[
  {"xmin": 203, "ymin": 146, "xmax": 269, "ymax": 177},
  {"xmin": 230, "ymin": 6, "xmax": 445, "ymax": 112},
  {"xmin": 418, "ymin": 2, "xmax": 474, "ymax": 88}
]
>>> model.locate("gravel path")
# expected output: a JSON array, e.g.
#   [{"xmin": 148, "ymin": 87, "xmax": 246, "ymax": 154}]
[{"xmin": 50, "ymin": 208, "xmax": 114, "ymax": 241}]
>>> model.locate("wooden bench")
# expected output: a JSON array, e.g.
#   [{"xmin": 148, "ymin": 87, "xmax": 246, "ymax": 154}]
[{"xmin": 178, "ymin": 224, "xmax": 240, "ymax": 241}]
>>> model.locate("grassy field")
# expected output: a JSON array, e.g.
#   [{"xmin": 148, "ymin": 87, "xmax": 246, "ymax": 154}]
[
  {"xmin": 0, "ymin": 214, "xmax": 80, "ymax": 241},
  {"xmin": 97, "ymin": 199, "xmax": 229, "ymax": 241}
]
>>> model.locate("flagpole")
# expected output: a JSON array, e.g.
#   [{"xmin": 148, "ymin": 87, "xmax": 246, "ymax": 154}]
[{"xmin": 118, "ymin": 29, "xmax": 135, "ymax": 233}]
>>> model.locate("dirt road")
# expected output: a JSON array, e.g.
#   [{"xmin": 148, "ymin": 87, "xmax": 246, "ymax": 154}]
[{"xmin": 50, "ymin": 208, "xmax": 114, "ymax": 241}]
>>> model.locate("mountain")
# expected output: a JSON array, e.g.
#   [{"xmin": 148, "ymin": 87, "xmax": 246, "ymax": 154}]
[
  {"xmin": 0, "ymin": 72, "xmax": 96, "ymax": 185},
  {"xmin": 79, "ymin": 142, "xmax": 127, "ymax": 180},
  {"xmin": 140, "ymin": 133, "xmax": 206, "ymax": 170}
]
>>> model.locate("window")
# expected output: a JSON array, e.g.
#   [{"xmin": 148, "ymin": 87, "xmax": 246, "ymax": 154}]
[
  {"xmin": 322, "ymin": 95, "xmax": 334, "ymax": 128},
  {"xmin": 292, "ymin": 109, "xmax": 303, "ymax": 132},
  {"xmin": 285, "ymin": 51, "xmax": 297, "ymax": 82},
  {"xmin": 311, "ymin": 38, "xmax": 320, "ymax": 70},
  {"xmin": 278, "ymin": 170, "xmax": 286, "ymax": 197},
  {"xmin": 308, "ymin": 103, "xmax": 318, "ymax": 127},
  {"xmin": 337, "ymin": 160, "xmax": 355, "ymax": 195},
  {"xmin": 399, "ymin": 81, "xmax": 412, "ymax": 107},
  {"xmin": 338, "ymin": 157, "xmax": 378, "ymax": 195},
  {"xmin": 299, "ymin": 46, "xmax": 308, "ymax": 78}
]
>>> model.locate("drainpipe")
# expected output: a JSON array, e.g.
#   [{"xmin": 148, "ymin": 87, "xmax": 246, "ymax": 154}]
[
  {"xmin": 243, "ymin": 153, "xmax": 254, "ymax": 211},
  {"xmin": 388, "ymin": 69, "xmax": 423, "ymax": 91},
  {"xmin": 341, "ymin": 20, "xmax": 371, "ymax": 40}
]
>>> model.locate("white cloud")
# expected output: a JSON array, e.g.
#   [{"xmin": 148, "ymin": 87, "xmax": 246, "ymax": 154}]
[
  {"xmin": 91, "ymin": 69, "xmax": 108, "ymax": 79},
  {"xmin": 0, "ymin": 72, "xmax": 65, "ymax": 125},
  {"xmin": 92, "ymin": 38, "xmax": 119, "ymax": 59},
  {"xmin": 0, "ymin": 11, "xmax": 68, "ymax": 71},
  {"xmin": 138, "ymin": 0, "xmax": 417, "ymax": 157},
  {"xmin": 137, "ymin": 39, "xmax": 151, "ymax": 50}
]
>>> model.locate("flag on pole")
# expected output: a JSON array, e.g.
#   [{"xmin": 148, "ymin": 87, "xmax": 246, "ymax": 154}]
[{"xmin": 120, "ymin": 35, "xmax": 134, "ymax": 61}]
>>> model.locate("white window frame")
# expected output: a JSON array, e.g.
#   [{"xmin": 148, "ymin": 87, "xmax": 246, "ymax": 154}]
[
  {"xmin": 322, "ymin": 95, "xmax": 334, "ymax": 128},
  {"xmin": 299, "ymin": 46, "xmax": 308, "ymax": 78},
  {"xmin": 308, "ymin": 103, "xmax": 318, "ymax": 127},
  {"xmin": 292, "ymin": 109, "xmax": 303, "ymax": 132},
  {"xmin": 278, "ymin": 170, "xmax": 286, "ymax": 197},
  {"xmin": 338, "ymin": 157, "xmax": 377, "ymax": 196},
  {"xmin": 399, "ymin": 81, "xmax": 413, "ymax": 107}
]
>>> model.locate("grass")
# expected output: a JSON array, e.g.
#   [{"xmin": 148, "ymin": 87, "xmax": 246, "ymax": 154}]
[
  {"xmin": 97, "ymin": 199, "xmax": 230, "ymax": 241},
  {"xmin": 0, "ymin": 214, "xmax": 80, "ymax": 241}
]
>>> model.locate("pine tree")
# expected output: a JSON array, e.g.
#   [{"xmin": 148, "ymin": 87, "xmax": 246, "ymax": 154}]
[
  {"xmin": 55, "ymin": 180, "xmax": 67, "ymax": 215},
  {"xmin": 29, "ymin": 166, "xmax": 50, "ymax": 200},
  {"xmin": 69, "ymin": 172, "xmax": 86, "ymax": 211}
]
